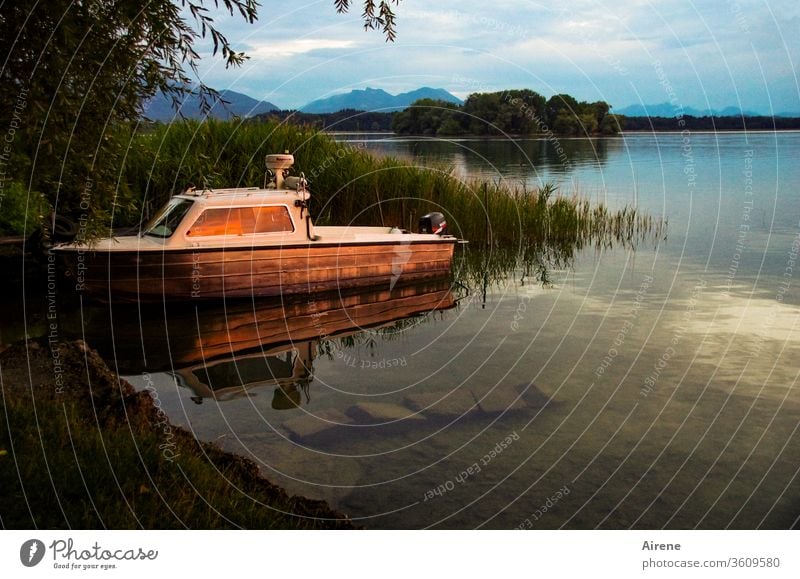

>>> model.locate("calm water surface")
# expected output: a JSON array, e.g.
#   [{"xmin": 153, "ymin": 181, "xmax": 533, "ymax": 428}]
[{"xmin": 111, "ymin": 132, "xmax": 799, "ymax": 528}]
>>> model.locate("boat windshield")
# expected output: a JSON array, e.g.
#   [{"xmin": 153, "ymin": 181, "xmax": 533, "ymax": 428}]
[{"xmin": 142, "ymin": 198, "xmax": 193, "ymax": 238}]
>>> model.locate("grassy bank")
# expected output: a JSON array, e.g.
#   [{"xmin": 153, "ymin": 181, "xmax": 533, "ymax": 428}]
[
  {"xmin": 118, "ymin": 119, "xmax": 665, "ymax": 249},
  {"xmin": 0, "ymin": 339, "xmax": 353, "ymax": 529}
]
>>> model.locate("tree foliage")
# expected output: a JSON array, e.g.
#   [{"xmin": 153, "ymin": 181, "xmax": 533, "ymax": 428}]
[
  {"xmin": 391, "ymin": 99, "xmax": 460, "ymax": 136},
  {"xmin": 0, "ymin": 0, "xmax": 402, "ymax": 233},
  {"xmin": 335, "ymin": 0, "xmax": 401, "ymax": 41},
  {"xmin": 392, "ymin": 90, "xmax": 617, "ymax": 137},
  {"xmin": 0, "ymin": 1, "xmax": 262, "ymax": 223}
]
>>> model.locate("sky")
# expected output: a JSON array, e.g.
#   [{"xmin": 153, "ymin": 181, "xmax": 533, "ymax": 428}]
[{"xmin": 194, "ymin": 0, "xmax": 800, "ymax": 114}]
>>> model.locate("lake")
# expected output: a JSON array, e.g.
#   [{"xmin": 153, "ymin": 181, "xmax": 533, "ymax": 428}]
[{"xmin": 111, "ymin": 131, "xmax": 800, "ymax": 529}]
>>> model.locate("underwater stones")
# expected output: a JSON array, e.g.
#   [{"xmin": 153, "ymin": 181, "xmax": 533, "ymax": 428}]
[
  {"xmin": 515, "ymin": 382, "xmax": 555, "ymax": 408},
  {"xmin": 403, "ymin": 390, "xmax": 480, "ymax": 418},
  {"xmin": 346, "ymin": 402, "xmax": 426, "ymax": 424},
  {"xmin": 404, "ymin": 382, "xmax": 555, "ymax": 418},
  {"xmin": 473, "ymin": 387, "xmax": 530, "ymax": 414},
  {"xmin": 283, "ymin": 408, "xmax": 353, "ymax": 440}
]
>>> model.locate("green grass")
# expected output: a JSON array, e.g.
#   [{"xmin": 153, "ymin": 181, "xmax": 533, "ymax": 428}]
[
  {"xmin": 116, "ymin": 119, "xmax": 665, "ymax": 249},
  {"xmin": 0, "ymin": 341, "xmax": 351, "ymax": 529}
]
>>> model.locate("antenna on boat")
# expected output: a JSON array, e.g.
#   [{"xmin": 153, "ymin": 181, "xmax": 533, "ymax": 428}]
[{"xmin": 265, "ymin": 153, "xmax": 295, "ymax": 189}]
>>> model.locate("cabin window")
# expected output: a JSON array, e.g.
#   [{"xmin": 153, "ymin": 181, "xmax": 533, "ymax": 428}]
[
  {"xmin": 251, "ymin": 206, "xmax": 295, "ymax": 233},
  {"xmin": 186, "ymin": 206, "xmax": 294, "ymax": 237},
  {"xmin": 142, "ymin": 198, "xmax": 193, "ymax": 238}
]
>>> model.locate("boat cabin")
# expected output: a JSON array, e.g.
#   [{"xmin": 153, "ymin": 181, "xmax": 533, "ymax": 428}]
[
  {"xmin": 142, "ymin": 187, "xmax": 310, "ymax": 246},
  {"xmin": 140, "ymin": 154, "xmax": 315, "ymax": 248}
]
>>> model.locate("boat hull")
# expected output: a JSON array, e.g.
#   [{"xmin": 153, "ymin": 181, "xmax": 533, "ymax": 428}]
[{"xmin": 56, "ymin": 239, "xmax": 456, "ymax": 302}]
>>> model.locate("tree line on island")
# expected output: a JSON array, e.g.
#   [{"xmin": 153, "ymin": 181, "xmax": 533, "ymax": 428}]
[{"xmin": 392, "ymin": 90, "xmax": 620, "ymax": 136}]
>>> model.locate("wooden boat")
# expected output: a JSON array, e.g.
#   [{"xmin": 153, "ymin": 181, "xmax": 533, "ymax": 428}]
[{"xmin": 53, "ymin": 153, "xmax": 457, "ymax": 302}]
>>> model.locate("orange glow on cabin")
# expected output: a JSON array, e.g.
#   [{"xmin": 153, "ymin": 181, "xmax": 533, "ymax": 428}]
[{"xmin": 187, "ymin": 206, "xmax": 295, "ymax": 237}]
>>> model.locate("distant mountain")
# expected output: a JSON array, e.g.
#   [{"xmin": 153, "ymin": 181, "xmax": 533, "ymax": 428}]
[
  {"xmin": 300, "ymin": 87, "xmax": 462, "ymax": 114},
  {"xmin": 144, "ymin": 89, "xmax": 279, "ymax": 121},
  {"xmin": 616, "ymin": 102, "xmax": 761, "ymax": 117},
  {"xmin": 399, "ymin": 87, "xmax": 463, "ymax": 105}
]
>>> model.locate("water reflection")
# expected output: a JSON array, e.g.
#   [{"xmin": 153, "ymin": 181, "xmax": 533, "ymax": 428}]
[
  {"xmin": 79, "ymin": 240, "xmax": 607, "ymax": 378},
  {"xmin": 172, "ymin": 342, "xmax": 314, "ymax": 408},
  {"xmin": 337, "ymin": 134, "xmax": 620, "ymax": 186},
  {"xmin": 76, "ymin": 242, "xmax": 618, "ymax": 407},
  {"xmin": 78, "ymin": 279, "xmax": 458, "ymax": 398}
]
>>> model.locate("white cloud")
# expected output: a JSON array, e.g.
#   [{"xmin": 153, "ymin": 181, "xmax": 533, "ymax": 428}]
[{"xmin": 247, "ymin": 38, "xmax": 357, "ymax": 58}]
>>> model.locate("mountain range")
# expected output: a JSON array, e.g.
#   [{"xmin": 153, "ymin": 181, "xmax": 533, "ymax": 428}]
[
  {"xmin": 144, "ymin": 88, "xmax": 797, "ymax": 121},
  {"xmin": 615, "ymin": 102, "xmax": 800, "ymax": 118},
  {"xmin": 143, "ymin": 89, "xmax": 278, "ymax": 121},
  {"xmin": 299, "ymin": 87, "xmax": 462, "ymax": 113},
  {"xmin": 144, "ymin": 86, "xmax": 462, "ymax": 120}
]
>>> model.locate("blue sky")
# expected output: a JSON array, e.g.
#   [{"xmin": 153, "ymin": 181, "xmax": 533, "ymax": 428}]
[{"xmin": 194, "ymin": 0, "xmax": 800, "ymax": 114}]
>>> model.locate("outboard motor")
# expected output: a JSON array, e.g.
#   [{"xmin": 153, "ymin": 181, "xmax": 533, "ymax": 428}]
[{"xmin": 419, "ymin": 212, "xmax": 447, "ymax": 235}]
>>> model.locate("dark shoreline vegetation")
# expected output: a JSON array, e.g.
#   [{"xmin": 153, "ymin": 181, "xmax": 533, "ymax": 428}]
[
  {"xmin": 1, "ymin": 119, "xmax": 665, "ymax": 529},
  {"xmin": 0, "ymin": 339, "xmax": 355, "ymax": 529},
  {"xmin": 620, "ymin": 115, "xmax": 800, "ymax": 132},
  {"xmin": 256, "ymin": 106, "xmax": 800, "ymax": 136}
]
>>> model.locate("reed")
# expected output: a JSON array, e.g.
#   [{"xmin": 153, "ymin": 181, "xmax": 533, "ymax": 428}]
[{"xmin": 118, "ymin": 119, "xmax": 666, "ymax": 249}]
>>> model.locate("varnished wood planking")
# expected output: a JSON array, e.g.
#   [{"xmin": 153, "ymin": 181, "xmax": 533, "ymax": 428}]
[{"xmin": 63, "ymin": 239, "xmax": 455, "ymax": 301}]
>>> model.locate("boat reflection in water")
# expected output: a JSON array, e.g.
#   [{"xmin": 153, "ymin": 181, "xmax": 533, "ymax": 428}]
[
  {"xmin": 82, "ymin": 279, "xmax": 457, "ymax": 407},
  {"xmin": 172, "ymin": 341, "xmax": 315, "ymax": 408}
]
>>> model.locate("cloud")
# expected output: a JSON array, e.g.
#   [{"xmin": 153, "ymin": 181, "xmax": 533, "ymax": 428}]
[
  {"xmin": 190, "ymin": 0, "xmax": 800, "ymax": 113},
  {"xmin": 247, "ymin": 38, "xmax": 357, "ymax": 58}
]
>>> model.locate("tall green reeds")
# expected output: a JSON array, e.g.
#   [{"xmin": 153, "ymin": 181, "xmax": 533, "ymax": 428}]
[{"xmin": 118, "ymin": 119, "xmax": 666, "ymax": 250}]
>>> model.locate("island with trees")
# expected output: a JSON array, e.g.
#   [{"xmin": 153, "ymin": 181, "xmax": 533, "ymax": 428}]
[
  {"xmin": 391, "ymin": 90, "xmax": 621, "ymax": 136},
  {"xmin": 255, "ymin": 98, "xmax": 800, "ymax": 135}
]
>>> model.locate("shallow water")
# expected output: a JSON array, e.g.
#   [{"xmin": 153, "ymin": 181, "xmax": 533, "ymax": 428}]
[{"xmin": 80, "ymin": 131, "xmax": 800, "ymax": 528}]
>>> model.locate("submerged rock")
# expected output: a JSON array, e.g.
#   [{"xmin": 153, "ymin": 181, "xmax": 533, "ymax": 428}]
[
  {"xmin": 283, "ymin": 408, "xmax": 354, "ymax": 440},
  {"xmin": 346, "ymin": 401, "xmax": 426, "ymax": 424},
  {"xmin": 404, "ymin": 389, "xmax": 480, "ymax": 418}
]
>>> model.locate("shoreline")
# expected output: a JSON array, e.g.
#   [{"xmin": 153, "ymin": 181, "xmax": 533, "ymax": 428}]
[
  {"xmin": 329, "ymin": 128, "xmax": 800, "ymax": 139},
  {"xmin": 0, "ymin": 338, "xmax": 355, "ymax": 529}
]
